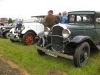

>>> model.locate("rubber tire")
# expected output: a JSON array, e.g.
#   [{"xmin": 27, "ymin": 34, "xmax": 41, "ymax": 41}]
[
  {"xmin": 10, "ymin": 39, "xmax": 16, "ymax": 42},
  {"xmin": 74, "ymin": 42, "xmax": 90, "ymax": 67},
  {"xmin": 4, "ymin": 32, "xmax": 9, "ymax": 39},
  {"xmin": 37, "ymin": 38, "xmax": 45, "ymax": 55},
  {"xmin": 22, "ymin": 32, "xmax": 35, "ymax": 45}
]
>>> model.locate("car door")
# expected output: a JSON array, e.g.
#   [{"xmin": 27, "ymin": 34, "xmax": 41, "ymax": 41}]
[
  {"xmin": 86, "ymin": 24, "xmax": 95, "ymax": 40},
  {"xmin": 81, "ymin": 15, "xmax": 95, "ymax": 40},
  {"xmin": 95, "ymin": 14, "xmax": 100, "ymax": 42},
  {"xmin": 68, "ymin": 15, "xmax": 87, "ymax": 38}
]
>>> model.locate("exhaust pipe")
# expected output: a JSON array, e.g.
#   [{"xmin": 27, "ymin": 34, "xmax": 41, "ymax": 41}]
[{"xmin": 36, "ymin": 46, "xmax": 73, "ymax": 60}]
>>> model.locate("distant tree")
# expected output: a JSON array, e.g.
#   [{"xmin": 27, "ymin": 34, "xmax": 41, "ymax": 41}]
[
  {"xmin": 13, "ymin": 20, "xmax": 16, "ymax": 23},
  {"xmin": 8, "ymin": 18, "xmax": 13, "ymax": 24}
]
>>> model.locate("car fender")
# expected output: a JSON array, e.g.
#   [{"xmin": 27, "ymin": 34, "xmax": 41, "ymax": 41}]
[
  {"xmin": 9, "ymin": 28, "xmax": 15, "ymax": 34},
  {"xmin": 69, "ymin": 35, "xmax": 98, "ymax": 50},
  {"xmin": 21, "ymin": 23, "xmax": 37, "ymax": 34},
  {"xmin": 2, "ymin": 29, "xmax": 10, "ymax": 34},
  {"xmin": 38, "ymin": 32, "xmax": 45, "ymax": 47},
  {"xmin": 21, "ymin": 29, "xmax": 37, "ymax": 34},
  {"xmin": 70, "ymin": 36, "xmax": 91, "ymax": 43}
]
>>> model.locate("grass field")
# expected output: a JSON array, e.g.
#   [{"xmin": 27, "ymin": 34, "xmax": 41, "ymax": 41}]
[{"xmin": 0, "ymin": 37, "xmax": 100, "ymax": 75}]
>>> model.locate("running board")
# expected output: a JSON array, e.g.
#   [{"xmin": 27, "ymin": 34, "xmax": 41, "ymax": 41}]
[
  {"xmin": 36, "ymin": 46, "xmax": 73, "ymax": 60},
  {"xmin": 97, "ymin": 45, "xmax": 100, "ymax": 49}
]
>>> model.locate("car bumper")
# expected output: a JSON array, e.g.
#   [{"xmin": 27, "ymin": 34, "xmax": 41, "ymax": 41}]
[
  {"xmin": 36, "ymin": 46, "xmax": 73, "ymax": 60},
  {"xmin": 8, "ymin": 33, "xmax": 21, "ymax": 41}
]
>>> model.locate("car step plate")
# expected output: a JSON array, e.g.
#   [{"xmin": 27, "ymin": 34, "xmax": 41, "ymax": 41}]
[
  {"xmin": 97, "ymin": 45, "xmax": 100, "ymax": 49},
  {"xmin": 45, "ymin": 52, "xmax": 57, "ymax": 57}
]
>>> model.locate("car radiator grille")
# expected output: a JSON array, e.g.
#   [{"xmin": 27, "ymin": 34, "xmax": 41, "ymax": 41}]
[{"xmin": 52, "ymin": 26, "xmax": 63, "ymax": 45}]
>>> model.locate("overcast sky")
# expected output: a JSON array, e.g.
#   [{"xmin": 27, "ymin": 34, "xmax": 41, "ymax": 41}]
[{"xmin": 0, "ymin": 0, "xmax": 100, "ymax": 19}]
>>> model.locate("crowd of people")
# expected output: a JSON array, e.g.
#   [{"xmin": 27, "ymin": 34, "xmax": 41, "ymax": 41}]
[
  {"xmin": 42, "ymin": 10, "xmax": 68, "ymax": 29},
  {"xmin": 56, "ymin": 11, "xmax": 68, "ymax": 24}
]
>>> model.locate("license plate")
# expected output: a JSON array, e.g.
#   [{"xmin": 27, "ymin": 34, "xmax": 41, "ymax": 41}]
[{"xmin": 45, "ymin": 52, "xmax": 57, "ymax": 57}]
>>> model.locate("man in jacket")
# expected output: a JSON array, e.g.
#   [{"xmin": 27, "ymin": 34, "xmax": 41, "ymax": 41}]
[
  {"xmin": 42, "ymin": 10, "xmax": 56, "ymax": 29},
  {"xmin": 61, "ymin": 11, "xmax": 68, "ymax": 24}
]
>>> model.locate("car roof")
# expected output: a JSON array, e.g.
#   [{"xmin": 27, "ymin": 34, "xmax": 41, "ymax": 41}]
[
  {"xmin": 31, "ymin": 15, "xmax": 46, "ymax": 18},
  {"xmin": 68, "ymin": 11, "xmax": 100, "ymax": 15},
  {"xmin": 31, "ymin": 14, "xmax": 58, "ymax": 18}
]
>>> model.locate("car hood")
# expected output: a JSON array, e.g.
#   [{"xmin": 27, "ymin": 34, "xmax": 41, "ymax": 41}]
[
  {"xmin": 55, "ymin": 23, "xmax": 87, "ymax": 29},
  {"xmin": 54, "ymin": 23, "xmax": 91, "ymax": 38},
  {"xmin": 53, "ymin": 24, "xmax": 76, "ymax": 34},
  {"xmin": 22, "ymin": 22, "xmax": 43, "ymax": 27}
]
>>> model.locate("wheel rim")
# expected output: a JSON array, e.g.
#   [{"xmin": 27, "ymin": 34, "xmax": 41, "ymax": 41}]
[
  {"xmin": 80, "ymin": 46, "xmax": 89, "ymax": 65},
  {"xmin": 25, "ymin": 34, "xmax": 34, "ymax": 45}
]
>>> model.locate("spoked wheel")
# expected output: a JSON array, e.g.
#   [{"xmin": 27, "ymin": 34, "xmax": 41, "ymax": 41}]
[
  {"xmin": 22, "ymin": 32, "xmax": 35, "ymax": 45},
  {"xmin": 74, "ymin": 42, "xmax": 90, "ymax": 67},
  {"xmin": 25, "ymin": 34, "xmax": 34, "ymax": 44},
  {"xmin": 37, "ymin": 38, "xmax": 45, "ymax": 55}
]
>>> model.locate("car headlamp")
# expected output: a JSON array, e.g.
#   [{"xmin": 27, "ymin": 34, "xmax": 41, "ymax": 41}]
[
  {"xmin": 44, "ymin": 27, "xmax": 50, "ymax": 36},
  {"xmin": 21, "ymin": 25, "xmax": 25, "ymax": 31},
  {"xmin": 62, "ymin": 29, "xmax": 71, "ymax": 38}
]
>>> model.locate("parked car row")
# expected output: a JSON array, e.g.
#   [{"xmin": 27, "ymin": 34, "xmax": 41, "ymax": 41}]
[{"xmin": 1, "ymin": 11, "xmax": 100, "ymax": 67}]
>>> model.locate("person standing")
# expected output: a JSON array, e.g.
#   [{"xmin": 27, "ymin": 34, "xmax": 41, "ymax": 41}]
[
  {"xmin": 61, "ymin": 11, "xmax": 68, "ymax": 24},
  {"xmin": 42, "ymin": 10, "xmax": 56, "ymax": 29},
  {"xmin": 56, "ymin": 13, "xmax": 62, "ymax": 24}
]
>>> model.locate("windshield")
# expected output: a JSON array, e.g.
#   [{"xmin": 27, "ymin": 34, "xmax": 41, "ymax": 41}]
[
  {"xmin": 23, "ymin": 17, "xmax": 44, "ymax": 23},
  {"xmin": 31, "ymin": 16, "xmax": 45, "ymax": 23},
  {"xmin": 68, "ymin": 14, "xmax": 94, "ymax": 24},
  {"xmin": 96, "ymin": 14, "xmax": 100, "ymax": 25}
]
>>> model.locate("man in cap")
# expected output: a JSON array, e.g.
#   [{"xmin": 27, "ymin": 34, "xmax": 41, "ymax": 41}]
[{"xmin": 42, "ymin": 10, "xmax": 56, "ymax": 29}]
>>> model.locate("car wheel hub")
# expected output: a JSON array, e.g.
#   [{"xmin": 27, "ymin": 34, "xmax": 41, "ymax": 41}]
[
  {"xmin": 84, "ymin": 52, "xmax": 88, "ymax": 60},
  {"xmin": 25, "ymin": 34, "xmax": 34, "ymax": 44}
]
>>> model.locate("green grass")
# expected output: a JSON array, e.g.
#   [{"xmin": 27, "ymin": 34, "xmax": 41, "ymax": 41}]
[{"xmin": 0, "ymin": 37, "xmax": 100, "ymax": 75}]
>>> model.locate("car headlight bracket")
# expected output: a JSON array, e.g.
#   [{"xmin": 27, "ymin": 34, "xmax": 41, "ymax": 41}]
[{"xmin": 44, "ymin": 27, "xmax": 50, "ymax": 36}]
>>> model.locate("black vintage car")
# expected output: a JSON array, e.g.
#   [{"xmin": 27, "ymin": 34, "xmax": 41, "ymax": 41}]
[
  {"xmin": 36, "ymin": 11, "xmax": 100, "ymax": 67},
  {"xmin": 0, "ymin": 24, "xmax": 14, "ymax": 38}
]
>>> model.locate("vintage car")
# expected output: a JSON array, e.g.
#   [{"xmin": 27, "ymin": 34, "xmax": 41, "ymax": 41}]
[
  {"xmin": 8, "ymin": 15, "xmax": 45, "ymax": 45},
  {"xmin": 36, "ymin": 11, "xmax": 100, "ymax": 67},
  {"xmin": 0, "ymin": 24, "xmax": 14, "ymax": 38}
]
